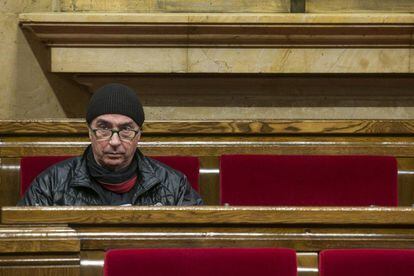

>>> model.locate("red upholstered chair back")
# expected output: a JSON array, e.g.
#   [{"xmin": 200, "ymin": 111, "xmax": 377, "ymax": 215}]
[
  {"xmin": 20, "ymin": 155, "xmax": 200, "ymax": 196},
  {"xmin": 220, "ymin": 155, "xmax": 398, "ymax": 206},
  {"xmin": 150, "ymin": 156, "xmax": 199, "ymax": 191},
  {"xmin": 20, "ymin": 156, "xmax": 73, "ymax": 196},
  {"xmin": 319, "ymin": 249, "xmax": 414, "ymax": 276},
  {"xmin": 104, "ymin": 248, "xmax": 297, "ymax": 276}
]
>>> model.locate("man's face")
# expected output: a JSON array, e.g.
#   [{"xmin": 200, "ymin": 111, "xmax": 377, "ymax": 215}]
[{"xmin": 89, "ymin": 114, "xmax": 141, "ymax": 171}]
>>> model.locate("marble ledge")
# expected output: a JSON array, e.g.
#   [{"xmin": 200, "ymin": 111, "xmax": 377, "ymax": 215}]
[
  {"xmin": 19, "ymin": 12, "xmax": 414, "ymax": 24},
  {"xmin": 51, "ymin": 48, "xmax": 412, "ymax": 74}
]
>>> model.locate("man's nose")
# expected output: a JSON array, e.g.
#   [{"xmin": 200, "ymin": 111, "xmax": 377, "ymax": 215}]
[{"xmin": 109, "ymin": 132, "xmax": 122, "ymax": 146}]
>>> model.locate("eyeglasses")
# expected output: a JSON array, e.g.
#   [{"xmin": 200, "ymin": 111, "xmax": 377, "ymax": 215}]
[{"xmin": 90, "ymin": 128, "xmax": 140, "ymax": 141}]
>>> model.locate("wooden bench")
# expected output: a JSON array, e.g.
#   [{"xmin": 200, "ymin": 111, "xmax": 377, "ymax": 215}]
[
  {"xmin": 2, "ymin": 206, "xmax": 414, "ymax": 276},
  {"xmin": 1, "ymin": 119, "xmax": 414, "ymax": 206}
]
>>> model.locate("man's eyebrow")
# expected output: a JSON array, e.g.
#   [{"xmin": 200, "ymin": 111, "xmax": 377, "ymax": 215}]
[
  {"xmin": 95, "ymin": 119, "xmax": 112, "ymax": 126},
  {"xmin": 118, "ymin": 122, "xmax": 137, "ymax": 129},
  {"xmin": 93, "ymin": 119, "xmax": 137, "ymax": 129}
]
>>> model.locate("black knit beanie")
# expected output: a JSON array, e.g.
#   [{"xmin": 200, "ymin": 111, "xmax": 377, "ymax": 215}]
[{"xmin": 86, "ymin": 83, "xmax": 145, "ymax": 127}]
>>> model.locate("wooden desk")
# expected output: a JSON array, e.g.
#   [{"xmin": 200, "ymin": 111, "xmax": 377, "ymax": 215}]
[{"xmin": 1, "ymin": 206, "xmax": 414, "ymax": 275}]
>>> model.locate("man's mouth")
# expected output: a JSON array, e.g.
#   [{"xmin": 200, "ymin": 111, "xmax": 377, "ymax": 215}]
[{"xmin": 105, "ymin": 152, "xmax": 124, "ymax": 157}]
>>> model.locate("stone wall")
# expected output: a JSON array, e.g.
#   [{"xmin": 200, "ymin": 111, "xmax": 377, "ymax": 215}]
[
  {"xmin": 1, "ymin": 0, "xmax": 61, "ymax": 119},
  {"xmin": 1, "ymin": 0, "xmax": 414, "ymax": 120}
]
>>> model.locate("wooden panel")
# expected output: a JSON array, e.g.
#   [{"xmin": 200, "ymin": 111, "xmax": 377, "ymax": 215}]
[
  {"xmin": 3, "ymin": 206, "xmax": 414, "ymax": 225},
  {"xmin": 0, "ymin": 158, "xmax": 20, "ymax": 206},
  {"xmin": 4, "ymin": 136, "xmax": 414, "ymax": 157},
  {"xmin": 199, "ymin": 156, "xmax": 220, "ymax": 205},
  {"xmin": 307, "ymin": 0, "xmax": 414, "ymax": 13},
  {"xmin": 80, "ymin": 251, "xmax": 104, "ymax": 276},
  {"xmin": 0, "ymin": 266, "xmax": 79, "ymax": 276},
  {"xmin": 298, "ymin": 253, "xmax": 318, "ymax": 275},
  {"xmin": 73, "ymin": 226, "xmax": 414, "ymax": 251},
  {"xmin": 0, "ymin": 226, "xmax": 79, "ymax": 276},
  {"xmin": 2, "ymin": 208, "xmax": 414, "ymax": 251},
  {"xmin": 0, "ymin": 225, "xmax": 80, "ymax": 253},
  {"xmin": 0, "ymin": 254, "xmax": 79, "ymax": 266},
  {"xmin": 2, "ymin": 120, "xmax": 414, "ymax": 135},
  {"xmin": 397, "ymin": 158, "xmax": 414, "ymax": 207},
  {"xmin": 2, "ymin": 208, "xmax": 414, "ymax": 275}
]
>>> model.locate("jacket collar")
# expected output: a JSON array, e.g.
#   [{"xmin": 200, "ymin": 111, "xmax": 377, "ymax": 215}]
[{"xmin": 70, "ymin": 146, "xmax": 161, "ymax": 201}]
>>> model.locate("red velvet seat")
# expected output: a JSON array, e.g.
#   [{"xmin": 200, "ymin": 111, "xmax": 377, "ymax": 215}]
[
  {"xmin": 220, "ymin": 155, "xmax": 398, "ymax": 206},
  {"xmin": 20, "ymin": 155, "xmax": 200, "ymax": 196},
  {"xmin": 319, "ymin": 249, "xmax": 414, "ymax": 276},
  {"xmin": 104, "ymin": 248, "xmax": 297, "ymax": 276}
]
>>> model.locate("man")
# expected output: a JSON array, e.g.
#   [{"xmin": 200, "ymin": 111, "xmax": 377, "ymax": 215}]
[{"xmin": 19, "ymin": 83, "xmax": 203, "ymax": 206}]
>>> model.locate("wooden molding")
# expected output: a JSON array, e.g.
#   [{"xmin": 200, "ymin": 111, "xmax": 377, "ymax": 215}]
[
  {"xmin": 2, "ymin": 119, "xmax": 414, "ymax": 135},
  {"xmin": 3, "ymin": 206, "xmax": 414, "ymax": 225}
]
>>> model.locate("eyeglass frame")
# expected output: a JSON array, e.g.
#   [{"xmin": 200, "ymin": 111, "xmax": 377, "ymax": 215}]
[{"xmin": 89, "ymin": 127, "xmax": 141, "ymax": 141}]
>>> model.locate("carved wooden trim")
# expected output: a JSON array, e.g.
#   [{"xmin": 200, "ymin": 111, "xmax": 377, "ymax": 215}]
[
  {"xmin": 2, "ymin": 120, "xmax": 414, "ymax": 135},
  {"xmin": 0, "ymin": 255, "xmax": 80, "ymax": 266},
  {"xmin": 0, "ymin": 226, "xmax": 80, "ymax": 253}
]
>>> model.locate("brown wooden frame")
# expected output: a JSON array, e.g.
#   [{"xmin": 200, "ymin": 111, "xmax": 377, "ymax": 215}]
[{"xmin": 1, "ymin": 206, "xmax": 414, "ymax": 276}]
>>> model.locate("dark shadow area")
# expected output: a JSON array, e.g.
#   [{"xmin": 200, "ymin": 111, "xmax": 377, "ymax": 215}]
[{"xmin": 76, "ymin": 73, "xmax": 414, "ymax": 108}]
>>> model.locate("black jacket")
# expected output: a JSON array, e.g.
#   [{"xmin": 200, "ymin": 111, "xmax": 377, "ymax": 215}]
[{"xmin": 18, "ymin": 149, "xmax": 203, "ymax": 206}]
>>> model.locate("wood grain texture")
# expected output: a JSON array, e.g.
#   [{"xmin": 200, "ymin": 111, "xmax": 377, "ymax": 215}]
[
  {"xmin": 80, "ymin": 251, "xmax": 104, "ymax": 276},
  {"xmin": 3, "ymin": 208, "xmax": 414, "ymax": 275},
  {"xmin": 0, "ymin": 267, "xmax": 79, "ymax": 276},
  {"xmin": 2, "ymin": 120, "xmax": 414, "ymax": 135},
  {"xmin": 75, "ymin": 225, "xmax": 414, "ymax": 251},
  {"xmin": 0, "ymin": 158, "xmax": 20, "ymax": 206},
  {"xmin": 3, "ymin": 136, "xmax": 414, "ymax": 157},
  {"xmin": 2, "ymin": 208, "xmax": 414, "ymax": 257},
  {"xmin": 0, "ymin": 254, "xmax": 80, "ymax": 266},
  {"xmin": 3, "ymin": 206, "xmax": 414, "ymax": 225},
  {"xmin": 0, "ymin": 226, "xmax": 80, "ymax": 253}
]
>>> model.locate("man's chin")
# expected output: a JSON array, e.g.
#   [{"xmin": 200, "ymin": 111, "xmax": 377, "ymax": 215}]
[{"xmin": 102, "ymin": 158, "xmax": 125, "ymax": 170}]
